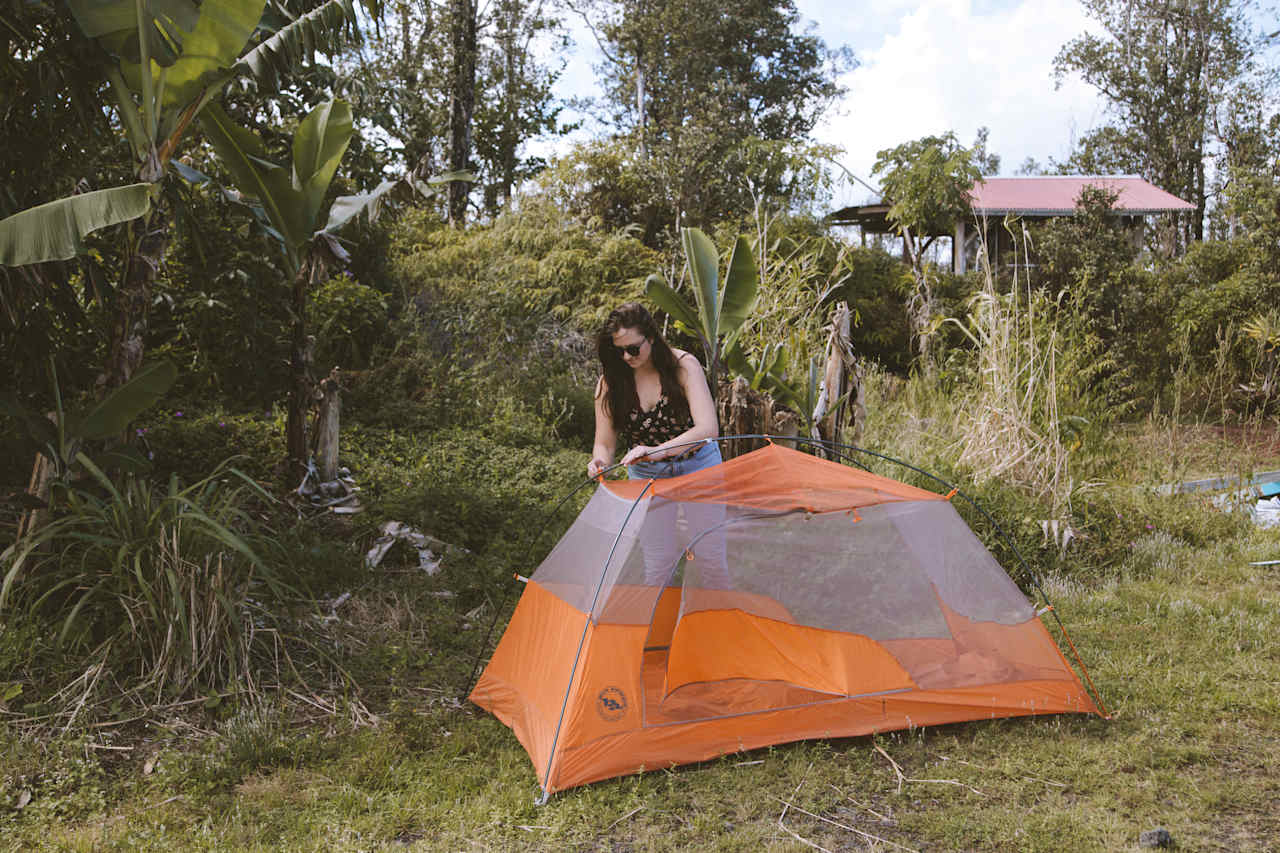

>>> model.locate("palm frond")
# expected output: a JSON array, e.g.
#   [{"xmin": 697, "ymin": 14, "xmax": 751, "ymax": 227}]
[{"xmin": 235, "ymin": 0, "xmax": 359, "ymax": 92}]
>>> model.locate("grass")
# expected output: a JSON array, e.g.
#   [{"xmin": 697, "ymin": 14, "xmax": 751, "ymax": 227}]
[{"xmin": 3, "ymin": 420, "xmax": 1279, "ymax": 852}]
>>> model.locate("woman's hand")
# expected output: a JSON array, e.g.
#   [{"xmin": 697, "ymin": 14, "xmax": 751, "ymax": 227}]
[
  {"xmin": 621, "ymin": 445, "xmax": 658, "ymax": 466},
  {"xmin": 587, "ymin": 457, "xmax": 611, "ymax": 478}
]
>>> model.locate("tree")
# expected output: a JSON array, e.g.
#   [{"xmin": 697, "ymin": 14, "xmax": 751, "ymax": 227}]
[
  {"xmin": 871, "ymin": 133, "xmax": 981, "ymax": 374},
  {"xmin": 0, "ymin": 2, "xmax": 138, "ymax": 395},
  {"xmin": 1034, "ymin": 186, "xmax": 1142, "ymax": 328},
  {"xmin": 971, "ymin": 126, "xmax": 1001, "ymax": 175},
  {"xmin": 1054, "ymin": 0, "xmax": 1265, "ymax": 247},
  {"xmin": 1210, "ymin": 74, "xmax": 1280, "ymax": 244},
  {"xmin": 569, "ymin": 0, "xmax": 851, "ymax": 232},
  {"xmin": 339, "ymin": 0, "xmax": 565, "ymax": 223},
  {"xmin": 447, "ymin": 0, "xmax": 478, "ymax": 224},
  {"xmin": 472, "ymin": 0, "xmax": 566, "ymax": 214},
  {"xmin": 0, "ymin": 0, "xmax": 366, "ymax": 392},
  {"xmin": 200, "ymin": 97, "xmax": 468, "ymax": 472}
]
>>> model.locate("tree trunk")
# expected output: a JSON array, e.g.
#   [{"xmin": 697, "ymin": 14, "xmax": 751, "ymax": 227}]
[
  {"xmin": 715, "ymin": 376, "xmax": 787, "ymax": 460},
  {"xmin": 635, "ymin": 52, "xmax": 647, "ymax": 159},
  {"xmin": 493, "ymin": 3, "xmax": 525, "ymax": 207},
  {"xmin": 899, "ymin": 225, "xmax": 935, "ymax": 379},
  {"xmin": 16, "ymin": 444, "xmax": 54, "ymax": 542},
  {"xmin": 104, "ymin": 202, "xmax": 169, "ymax": 389},
  {"xmin": 810, "ymin": 302, "xmax": 862, "ymax": 457},
  {"xmin": 447, "ymin": 0, "xmax": 477, "ymax": 225},
  {"xmin": 314, "ymin": 368, "xmax": 342, "ymax": 482},
  {"xmin": 286, "ymin": 264, "xmax": 315, "ymax": 478},
  {"xmin": 501, "ymin": 23, "xmax": 517, "ymax": 205}
]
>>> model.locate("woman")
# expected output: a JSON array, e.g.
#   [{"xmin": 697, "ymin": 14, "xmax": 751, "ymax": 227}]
[
  {"xmin": 587, "ymin": 302, "xmax": 728, "ymax": 588},
  {"xmin": 587, "ymin": 302, "xmax": 721, "ymax": 479}
]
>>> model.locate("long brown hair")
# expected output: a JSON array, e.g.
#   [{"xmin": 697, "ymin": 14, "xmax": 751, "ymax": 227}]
[{"xmin": 596, "ymin": 302, "xmax": 689, "ymax": 430}]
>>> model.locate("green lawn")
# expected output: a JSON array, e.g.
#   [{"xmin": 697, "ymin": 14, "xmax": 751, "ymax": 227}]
[{"xmin": 5, "ymin": 503, "xmax": 1278, "ymax": 852}]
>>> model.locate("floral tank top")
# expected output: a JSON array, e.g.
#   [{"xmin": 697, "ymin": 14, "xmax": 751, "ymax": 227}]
[{"xmin": 620, "ymin": 394, "xmax": 694, "ymax": 447}]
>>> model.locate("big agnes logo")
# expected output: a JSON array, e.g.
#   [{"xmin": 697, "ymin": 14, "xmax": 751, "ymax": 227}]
[{"xmin": 596, "ymin": 686, "xmax": 628, "ymax": 721}]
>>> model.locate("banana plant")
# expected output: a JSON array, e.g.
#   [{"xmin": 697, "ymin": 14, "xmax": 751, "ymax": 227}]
[
  {"xmin": 1, "ymin": 359, "xmax": 178, "ymax": 483},
  {"xmin": 724, "ymin": 340, "xmax": 791, "ymax": 397},
  {"xmin": 198, "ymin": 97, "xmax": 473, "ymax": 472},
  {"xmin": 0, "ymin": 0, "xmax": 366, "ymax": 390},
  {"xmin": 645, "ymin": 227, "xmax": 760, "ymax": 394}
]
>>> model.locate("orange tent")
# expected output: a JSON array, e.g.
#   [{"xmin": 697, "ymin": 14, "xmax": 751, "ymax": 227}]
[{"xmin": 470, "ymin": 443, "xmax": 1102, "ymax": 798}]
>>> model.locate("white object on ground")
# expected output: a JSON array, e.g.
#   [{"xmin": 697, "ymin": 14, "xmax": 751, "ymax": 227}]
[
  {"xmin": 1251, "ymin": 497, "xmax": 1280, "ymax": 529},
  {"xmin": 365, "ymin": 521, "xmax": 464, "ymax": 573}
]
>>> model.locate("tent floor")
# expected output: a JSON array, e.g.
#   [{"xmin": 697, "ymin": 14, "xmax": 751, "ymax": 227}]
[{"xmin": 641, "ymin": 649, "xmax": 844, "ymax": 726}]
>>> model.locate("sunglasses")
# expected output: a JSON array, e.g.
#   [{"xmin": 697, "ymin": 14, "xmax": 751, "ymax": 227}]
[{"xmin": 615, "ymin": 341, "xmax": 646, "ymax": 357}]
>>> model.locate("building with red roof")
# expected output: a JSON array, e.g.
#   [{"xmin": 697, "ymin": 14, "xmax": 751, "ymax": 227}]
[{"xmin": 830, "ymin": 175, "xmax": 1195, "ymax": 273}]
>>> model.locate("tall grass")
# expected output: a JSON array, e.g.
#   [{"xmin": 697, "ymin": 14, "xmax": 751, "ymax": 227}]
[
  {"xmin": 0, "ymin": 458, "xmax": 289, "ymax": 723},
  {"xmin": 951, "ymin": 245, "xmax": 1074, "ymax": 516},
  {"xmin": 944, "ymin": 225, "xmax": 1126, "ymax": 517}
]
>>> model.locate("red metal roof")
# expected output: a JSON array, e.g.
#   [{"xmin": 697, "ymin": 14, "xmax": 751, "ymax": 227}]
[{"xmin": 969, "ymin": 176, "xmax": 1194, "ymax": 216}]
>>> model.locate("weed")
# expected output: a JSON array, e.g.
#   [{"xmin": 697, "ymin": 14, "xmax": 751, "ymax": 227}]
[{"xmin": 0, "ymin": 460, "xmax": 295, "ymax": 726}]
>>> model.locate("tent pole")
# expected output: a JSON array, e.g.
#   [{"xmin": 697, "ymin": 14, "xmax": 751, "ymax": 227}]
[
  {"xmin": 462, "ymin": 476, "xmax": 606, "ymax": 697},
  {"xmin": 539, "ymin": 479, "xmax": 654, "ymax": 798}
]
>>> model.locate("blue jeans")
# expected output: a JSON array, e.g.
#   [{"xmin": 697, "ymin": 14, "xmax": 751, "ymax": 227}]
[
  {"xmin": 626, "ymin": 440, "xmax": 723, "ymax": 480},
  {"xmin": 627, "ymin": 441, "xmax": 730, "ymax": 588}
]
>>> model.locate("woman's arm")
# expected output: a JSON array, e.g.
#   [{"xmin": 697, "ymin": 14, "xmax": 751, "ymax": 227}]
[
  {"xmin": 620, "ymin": 352, "xmax": 719, "ymax": 464},
  {"xmin": 588, "ymin": 375, "xmax": 618, "ymax": 477}
]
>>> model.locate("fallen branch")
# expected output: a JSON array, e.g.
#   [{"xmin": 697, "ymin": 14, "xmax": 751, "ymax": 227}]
[
  {"xmin": 830, "ymin": 784, "xmax": 892, "ymax": 822},
  {"xmin": 776, "ymin": 762, "xmax": 830, "ymax": 852},
  {"xmin": 774, "ymin": 798, "xmax": 920, "ymax": 853},
  {"xmin": 873, "ymin": 743, "xmax": 986, "ymax": 796},
  {"xmin": 873, "ymin": 743, "xmax": 906, "ymax": 794},
  {"xmin": 603, "ymin": 805, "xmax": 644, "ymax": 833}
]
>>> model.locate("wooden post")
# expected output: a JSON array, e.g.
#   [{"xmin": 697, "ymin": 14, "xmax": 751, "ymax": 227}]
[
  {"xmin": 16, "ymin": 451, "xmax": 53, "ymax": 542},
  {"xmin": 811, "ymin": 302, "xmax": 860, "ymax": 457},
  {"xmin": 715, "ymin": 377, "xmax": 780, "ymax": 460},
  {"xmin": 15, "ymin": 412, "xmax": 57, "ymax": 541},
  {"xmin": 314, "ymin": 368, "xmax": 342, "ymax": 482}
]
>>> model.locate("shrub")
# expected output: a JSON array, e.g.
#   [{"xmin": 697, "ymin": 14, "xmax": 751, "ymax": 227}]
[
  {"xmin": 138, "ymin": 408, "xmax": 284, "ymax": 486},
  {"xmin": 0, "ymin": 460, "xmax": 289, "ymax": 711},
  {"xmin": 338, "ymin": 197, "xmax": 657, "ymax": 444},
  {"xmin": 1149, "ymin": 239, "xmax": 1280, "ymax": 416},
  {"xmin": 309, "ymin": 273, "xmax": 390, "ymax": 371},
  {"xmin": 154, "ymin": 189, "xmax": 293, "ymax": 407}
]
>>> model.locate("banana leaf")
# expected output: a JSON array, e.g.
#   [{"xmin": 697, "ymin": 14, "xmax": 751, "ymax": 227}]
[
  {"xmin": 76, "ymin": 360, "xmax": 178, "ymax": 440},
  {"xmin": 0, "ymin": 183, "xmax": 153, "ymax": 267},
  {"xmin": 293, "ymin": 98, "xmax": 353, "ymax": 226},
  {"xmin": 681, "ymin": 227, "xmax": 721, "ymax": 344},
  {"xmin": 720, "ymin": 235, "xmax": 759, "ymax": 335},
  {"xmin": 645, "ymin": 274, "xmax": 703, "ymax": 341}
]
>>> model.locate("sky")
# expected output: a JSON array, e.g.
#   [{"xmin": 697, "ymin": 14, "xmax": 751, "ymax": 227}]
[{"xmin": 535, "ymin": 0, "xmax": 1111, "ymax": 208}]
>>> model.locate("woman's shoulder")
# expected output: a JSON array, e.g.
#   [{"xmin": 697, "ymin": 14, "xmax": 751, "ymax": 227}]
[{"xmin": 672, "ymin": 348, "xmax": 702, "ymax": 369}]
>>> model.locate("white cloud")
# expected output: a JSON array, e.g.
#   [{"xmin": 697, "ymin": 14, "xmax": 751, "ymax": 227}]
[{"xmin": 813, "ymin": 0, "xmax": 1109, "ymax": 205}]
